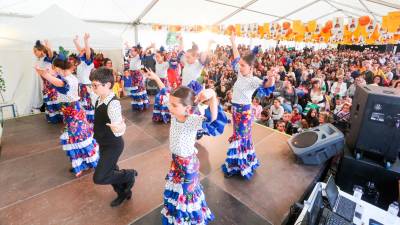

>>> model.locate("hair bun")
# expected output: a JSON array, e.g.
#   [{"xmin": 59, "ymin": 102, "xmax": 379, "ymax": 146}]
[{"xmin": 35, "ymin": 40, "xmax": 42, "ymax": 47}]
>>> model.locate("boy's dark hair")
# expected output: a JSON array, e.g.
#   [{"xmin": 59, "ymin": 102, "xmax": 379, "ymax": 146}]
[
  {"xmin": 89, "ymin": 67, "xmax": 114, "ymax": 88},
  {"xmin": 103, "ymin": 58, "xmax": 112, "ymax": 65},
  {"xmin": 53, "ymin": 58, "xmax": 72, "ymax": 70},
  {"xmin": 261, "ymin": 109, "xmax": 270, "ymax": 118},
  {"xmin": 171, "ymin": 86, "xmax": 196, "ymax": 107}
]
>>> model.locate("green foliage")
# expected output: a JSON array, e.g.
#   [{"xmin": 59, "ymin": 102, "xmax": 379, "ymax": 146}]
[{"xmin": 0, "ymin": 66, "xmax": 5, "ymax": 93}]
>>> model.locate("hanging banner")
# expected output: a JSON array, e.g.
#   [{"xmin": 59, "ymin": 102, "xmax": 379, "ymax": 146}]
[
  {"xmin": 332, "ymin": 17, "xmax": 344, "ymax": 43},
  {"xmin": 348, "ymin": 17, "xmax": 358, "ymax": 33},
  {"xmin": 148, "ymin": 11, "xmax": 400, "ymax": 45}
]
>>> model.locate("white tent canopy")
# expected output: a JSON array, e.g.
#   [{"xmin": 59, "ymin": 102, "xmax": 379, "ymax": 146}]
[
  {"xmin": 0, "ymin": 0, "xmax": 398, "ymax": 25},
  {"xmin": 1, "ymin": 0, "xmax": 399, "ymax": 47},
  {"xmin": 0, "ymin": 5, "xmax": 123, "ymax": 119}
]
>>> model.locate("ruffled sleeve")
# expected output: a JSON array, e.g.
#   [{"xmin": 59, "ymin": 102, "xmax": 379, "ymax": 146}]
[
  {"xmin": 187, "ymin": 80, "xmax": 203, "ymax": 95},
  {"xmin": 53, "ymin": 75, "xmax": 70, "ymax": 94},
  {"xmin": 255, "ymin": 78, "xmax": 275, "ymax": 99},
  {"xmin": 201, "ymin": 104, "xmax": 228, "ymax": 137},
  {"xmin": 231, "ymin": 57, "xmax": 240, "ymax": 74},
  {"xmin": 79, "ymin": 54, "xmax": 93, "ymax": 65},
  {"xmin": 43, "ymin": 55, "xmax": 53, "ymax": 63}
]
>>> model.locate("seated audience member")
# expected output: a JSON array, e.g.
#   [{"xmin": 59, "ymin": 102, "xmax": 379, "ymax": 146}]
[
  {"xmin": 291, "ymin": 104, "xmax": 303, "ymax": 125},
  {"xmin": 280, "ymin": 78, "xmax": 298, "ymax": 113},
  {"xmin": 333, "ymin": 102, "xmax": 351, "ymax": 132},
  {"xmin": 282, "ymin": 112, "xmax": 295, "ymax": 135},
  {"xmin": 251, "ymin": 97, "xmax": 263, "ymax": 120},
  {"xmin": 270, "ymin": 99, "xmax": 285, "ymax": 123},
  {"xmin": 305, "ymin": 108, "xmax": 320, "ymax": 128},
  {"xmin": 275, "ymin": 120, "xmax": 286, "ymax": 133},
  {"xmin": 256, "ymin": 109, "xmax": 274, "ymax": 128},
  {"xmin": 371, "ymin": 75, "xmax": 383, "ymax": 86},
  {"xmin": 318, "ymin": 111, "xmax": 331, "ymax": 125}
]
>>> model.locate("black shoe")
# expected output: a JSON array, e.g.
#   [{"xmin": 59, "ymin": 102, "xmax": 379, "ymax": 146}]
[
  {"xmin": 196, "ymin": 131, "xmax": 204, "ymax": 140},
  {"xmin": 124, "ymin": 169, "xmax": 138, "ymax": 194},
  {"xmin": 69, "ymin": 168, "xmax": 74, "ymax": 173},
  {"xmin": 110, "ymin": 191, "xmax": 132, "ymax": 207}
]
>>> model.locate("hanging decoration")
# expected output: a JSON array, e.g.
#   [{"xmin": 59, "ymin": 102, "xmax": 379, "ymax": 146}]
[{"xmin": 148, "ymin": 11, "xmax": 400, "ymax": 45}]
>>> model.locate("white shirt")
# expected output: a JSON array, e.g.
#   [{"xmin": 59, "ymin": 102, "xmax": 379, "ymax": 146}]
[
  {"xmin": 181, "ymin": 58, "xmax": 203, "ymax": 86},
  {"xmin": 169, "ymin": 115, "xmax": 203, "ymax": 157},
  {"xmin": 330, "ymin": 82, "xmax": 347, "ymax": 98},
  {"xmin": 129, "ymin": 55, "xmax": 141, "ymax": 71},
  {"xmin": 57, "ymin": 74, "xmax": 80, "ymax": 103},
  {"xmin": 155, "ymin": 61, "xmax": 169, "ymax": 79},
  {"xmin": 77, "ymin": 62, "xmax": 94, "ymax": 85},
  {"xmin": 36, "ymin": 56, "xmax": 52, "ymax": 69},
  {"xmin": 232, "ymin": 73, "xmax": 263, "ymax": 105},
  {"xmin": 96, "ymin": 92, "xmax": 125, "ymax": 137}
]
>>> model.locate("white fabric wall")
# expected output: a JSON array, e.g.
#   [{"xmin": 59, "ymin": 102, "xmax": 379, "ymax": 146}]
[
  {"xmin": 0, "ymin": 6, "xmax": 125, "ymax": 119},
  {"xmin": 0, "ymin": 48, "xmax": 123, "ymax": 119}
]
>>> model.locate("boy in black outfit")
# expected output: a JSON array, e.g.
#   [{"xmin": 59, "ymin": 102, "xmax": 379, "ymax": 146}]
[{"xmin": 90, "ymin": 67, "xmax": 138, "ymax": 207}]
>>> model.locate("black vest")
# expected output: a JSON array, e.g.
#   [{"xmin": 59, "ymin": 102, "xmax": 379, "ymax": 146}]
[{"xmin": 94, "ymin": 96, "xmax": 122, "ymax": 145}]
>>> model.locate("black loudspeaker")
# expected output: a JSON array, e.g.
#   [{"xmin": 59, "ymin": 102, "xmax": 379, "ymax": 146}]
[
  {"xmin": 336, "ymin": 147, "xmax": 400, "ymax": 210},
  {"xmin": 288, "ymin": 123, "xmax": 344, "ymax": 165},
  {"xmin": 346, "ymin": 85, "xmax": 400, "ymax": 166}
]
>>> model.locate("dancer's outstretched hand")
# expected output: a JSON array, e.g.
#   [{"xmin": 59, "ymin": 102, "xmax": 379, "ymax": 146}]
[
  {"xmin": 106, "ymin": 119, "xmax": 126, "ymax": 133},
  {"xmin": 230, "ymin": 32, "xmax": 236, "ymax": 43},
  {"xmin": 73, "ymin": 35, "xmax": 79, "ymax": 42},
  {"xmin": 142, "ymin": 67, "xmax": 157, "ymax": 80},
  {"xmin": 196, "ymin": 89, "xmax": 216, "ymax": 104},
  {"xmin": 84, "ymin": 33, "xmax": 90, "ymax": 41}
]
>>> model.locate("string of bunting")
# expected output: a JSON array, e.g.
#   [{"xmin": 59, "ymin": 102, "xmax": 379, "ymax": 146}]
[{"xmin": 150, "ymin": 11, "xmax": 400, "ymax": 45}]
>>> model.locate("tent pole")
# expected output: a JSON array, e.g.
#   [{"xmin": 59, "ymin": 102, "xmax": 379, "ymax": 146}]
[
  {"xmin": 205, "ymin": 0, "xmax": 283, "ymax": 21},
  {"xmin": 327, "ymin": 0, "xmax": 383, "ymax": 17},
  {"xmin": 359, "ymin": 0, "xmax": 378, "ymax": 21},
  {"xmin": 214, "ymin": 0, "xmax": 259, "ymax": 25},
  {"xmin": 366, "ymin": 0, "xmax": 400, "ymax": 9}
]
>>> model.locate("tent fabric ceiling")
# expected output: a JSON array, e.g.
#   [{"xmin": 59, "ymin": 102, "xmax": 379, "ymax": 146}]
[{"xmin": 0, "ymin": 0, "xmax": 398, "ymax": 25}]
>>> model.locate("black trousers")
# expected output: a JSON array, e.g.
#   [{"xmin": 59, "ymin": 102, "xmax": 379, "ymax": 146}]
[{"xmin": 93, "ymin": 139, "xmax": 133, "ymax": 195}]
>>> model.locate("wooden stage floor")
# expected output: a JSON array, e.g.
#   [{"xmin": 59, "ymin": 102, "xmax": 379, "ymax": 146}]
[{"xmin": 0, "ymin": 98, "xmax": 321, "ymax": 225}]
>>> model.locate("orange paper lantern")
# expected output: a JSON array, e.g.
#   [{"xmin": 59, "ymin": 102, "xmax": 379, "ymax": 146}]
[
  {"xmin": 359, "ymin": 16, "xmax": 371, "ymax": 26},
  {"xmin": 227, "ymin": 25, "xmax": 236, "ymax": 35},
  {"xmin": 286, "ymin": 28, "xmax": 293, "ymax": 36},
  {"xmin": 322, "ymin": 26, "xmax": 330, "ymax": 34},
  {"xmin": 283, "ymin": 22, "xmax": 290, "ymax": 30},
  {"xmin": 325, "ymin": 20, "xmax": 333, "ymax": 29}
]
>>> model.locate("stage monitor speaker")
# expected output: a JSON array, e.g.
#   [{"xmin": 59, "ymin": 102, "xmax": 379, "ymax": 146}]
[
  {"xmin": 346, "ymin": 85, "xmax": 400, "ymax": 165},
  {"xmin": 288, "ymin": 123, "xmax": 344, "ymax": 165}
]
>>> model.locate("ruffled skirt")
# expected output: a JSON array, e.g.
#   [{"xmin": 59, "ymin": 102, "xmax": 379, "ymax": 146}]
[
  {"xmin": 162, "ymin": 154, "xmax": 214, "ymax": 225},
  {"xmin": 130, "ymin": 70, "xmax": 149, "ymax": 111},
  {"xmin": 78, "ymin": 84, "xmax": 95, "ymax": 123},
  {"xmin": 221, "ymin": 103, "xmax": 259, "ymax": 180},
  {"xmin": 60, "ymin": 102, "xmax": 99, "ymax": 175},
  {"xmin": 43, "ymin": 80, "xmax": 62, "ymax": 123},
  {"xmin": 153, "ymin": 87, "xmax": 171, "ymax": 123}
]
